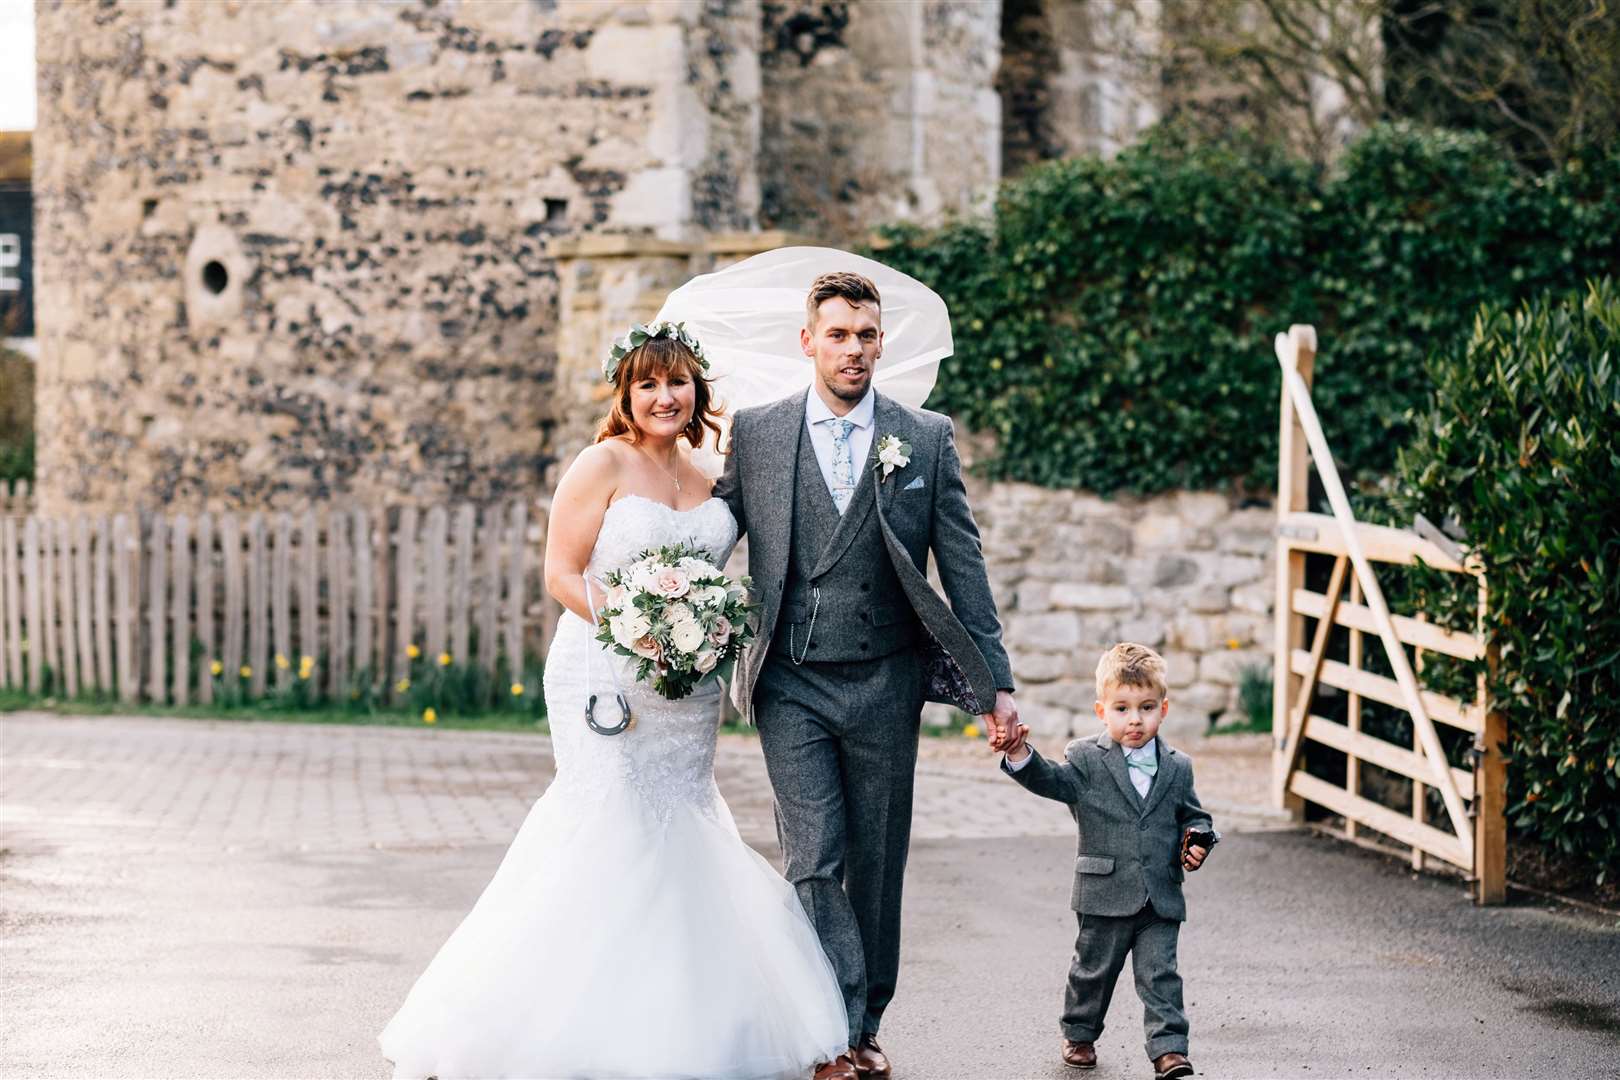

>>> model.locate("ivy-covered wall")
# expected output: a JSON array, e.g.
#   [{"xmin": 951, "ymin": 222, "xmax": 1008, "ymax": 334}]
[{"xmin": 875, "ymin": 123, "xmax": 1620, "ymax": 496}]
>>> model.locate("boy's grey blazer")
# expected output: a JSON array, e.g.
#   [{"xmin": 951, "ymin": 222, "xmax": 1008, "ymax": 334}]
[
  {"xmin": 714, "ymin": 389, "xmax": 1013, "ymax": 720},
  {"xmin": 1002, "ymin": 733, "xmax": 1214, "ymax": 921}
]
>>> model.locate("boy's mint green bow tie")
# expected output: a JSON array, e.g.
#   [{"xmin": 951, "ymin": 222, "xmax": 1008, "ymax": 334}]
[{"xmin": 1126, "ymin": 754, "xmax": 1158, "ymax": 777}]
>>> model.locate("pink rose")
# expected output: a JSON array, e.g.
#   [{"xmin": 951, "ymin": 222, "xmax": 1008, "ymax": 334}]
[
  {"xmin": 707, "ymin": 616, "xmax": 732, "ymax": 648},
  {"xmin": 631, "ymin": 635, "xmax": 661, "ymax": 661},
  {"xmin": 694, "ymin": 649, "xmax": 719, "ymax": 674},
  {"xmin": 652, "ymin": 568, "xmax": 691, "ymax": 599}
]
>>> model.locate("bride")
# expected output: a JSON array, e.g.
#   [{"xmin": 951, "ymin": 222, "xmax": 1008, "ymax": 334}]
[{"xmin": 378, "ymin": 326, "xmax": 849, "ymax": 1079}]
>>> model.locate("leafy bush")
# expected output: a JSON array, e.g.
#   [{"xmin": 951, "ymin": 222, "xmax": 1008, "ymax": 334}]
[
  {"xmin": 873, "ymin": 123, "xmax": 1620, "ymax": 496},
  {"xmin": 1389, "ymin": 279, "xmax": 1620, "ymax": 882}
]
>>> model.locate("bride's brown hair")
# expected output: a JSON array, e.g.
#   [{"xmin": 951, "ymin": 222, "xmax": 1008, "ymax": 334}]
[{"xmin": 593, "ymin": 337, "xmax": 725, "ymax": 448}]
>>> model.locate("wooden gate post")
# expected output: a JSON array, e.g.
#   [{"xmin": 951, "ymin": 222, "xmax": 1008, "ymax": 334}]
[
  {"xmin": 1273, "ymin": 324, "xmax": 1315, "ymax": 818},
  {"xmin": 1475, "ymin": 573, "xmax": 1507, "ymax": 904}
]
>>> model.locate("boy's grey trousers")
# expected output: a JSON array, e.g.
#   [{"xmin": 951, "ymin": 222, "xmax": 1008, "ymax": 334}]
[{"xmin": 1062, "ymin": 901, "xmax": 1190, "ymax": 1059}]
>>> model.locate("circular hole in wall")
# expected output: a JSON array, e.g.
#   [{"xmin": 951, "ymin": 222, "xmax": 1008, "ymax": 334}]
[{"xmin": 202, "ymin": 260, "xmax": 229, "ymax": 296}]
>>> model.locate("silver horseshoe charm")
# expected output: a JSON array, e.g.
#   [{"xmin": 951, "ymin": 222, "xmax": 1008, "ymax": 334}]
[{"xmin": 586, "ymin": 692, "xmax": 633, "ymax": 736}]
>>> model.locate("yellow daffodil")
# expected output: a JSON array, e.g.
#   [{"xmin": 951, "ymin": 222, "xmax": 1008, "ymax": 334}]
[
  {"xmin": 300, "ymin": 655, "xmax": 314, "ymax": 668},
  {"xmin": 963, "ymin": 723, "xmax": 980, "ymax": 739},
  {"xmin": 210, "ymin": 660, "xmax": 223, "ymax": 676},
  {"xmin": 396, "ymin": 678, "xmax": 411, "ymax": 693},
  {"xmin": 423, "ymin": 707, "xmax": 437, "ymax": 725},
  {"xmin": 510, "ymin": 683, "xmax": 524, "ymax": 697},
  {"xmin": 1225, "ymin": 638, "xmax": 1241, "ymax": 650},
  {"xmin": 240, "ymin": 665, "xmax": 252, "ymax": 679},
  {"xmin": 406, "ymin": 643, "xmax": 421, "ymax": 660},
  {"xmin": 275, "ymin": 653, "xmax": 290, "ymax": 670},
  {"xmin": 438, "ymin": 652, "xmax": 452, "ymax": 667}
]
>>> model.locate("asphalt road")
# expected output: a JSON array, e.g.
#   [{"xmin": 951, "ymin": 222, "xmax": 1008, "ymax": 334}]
[{"xmin": 1, "ymin": 714, "xmax": 1615, "ymax": 1079}]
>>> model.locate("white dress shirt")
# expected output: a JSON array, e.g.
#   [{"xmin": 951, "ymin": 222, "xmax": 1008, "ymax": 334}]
[
  {"xmin": 804, "ymin": 387, "xmax": 876, "ymax": 511},
  {"xmin": 1124, "ymin": 738, "xmax": 1158, "ymax": 797}
]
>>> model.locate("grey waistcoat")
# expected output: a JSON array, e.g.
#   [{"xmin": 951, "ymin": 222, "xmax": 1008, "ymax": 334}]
[{"xmin": 769, "ymin": 417, "xmax": 920, "ymax": 663}]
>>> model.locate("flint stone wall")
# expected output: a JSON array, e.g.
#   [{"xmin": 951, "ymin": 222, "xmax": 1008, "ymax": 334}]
[
  {"xmin": 30, "ymin": 0, "xmax": 761, "ymax": 517},
  {"xmin": 966, "ymin": 479, "xmax": 1274, "ymax": 737}
]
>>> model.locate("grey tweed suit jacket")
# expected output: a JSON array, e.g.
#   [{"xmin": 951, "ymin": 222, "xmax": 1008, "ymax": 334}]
[
  {"xmin": 1002, "ymin": 733, "xmax": 1214, "ymax": 921},
  {"xmin": 714, "ymin": 388, "xmax": 1014, "ymax": 721}
]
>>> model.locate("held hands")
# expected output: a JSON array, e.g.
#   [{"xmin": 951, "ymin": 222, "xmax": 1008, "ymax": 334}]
[
  {"xmin": 1000, "ymin": 722, "xmax": 1031, "ymax": 763},
  {"xmin": 979, "ymin": 690, "xmax": 1021, "ymax": 752}
]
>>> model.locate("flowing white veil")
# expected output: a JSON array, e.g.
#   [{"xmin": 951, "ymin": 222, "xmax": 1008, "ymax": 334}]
[{"xmin": 653, "ymin": 246, "xmax": 953, "ymax": 476}]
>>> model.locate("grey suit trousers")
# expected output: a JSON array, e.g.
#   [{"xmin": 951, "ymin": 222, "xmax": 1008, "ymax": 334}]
[
  {"xmin": 754, "ymin": 648, "xmax": 925, "ymax": 1044},
  {"xmin": 1063, "ymin": 902, "xmax": 1189, "ymax": 1059}
]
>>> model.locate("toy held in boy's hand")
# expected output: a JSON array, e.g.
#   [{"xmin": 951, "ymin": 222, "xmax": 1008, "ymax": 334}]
[
  {"xmin": 1181, "ymin": 827, "xmax": 1219, "ymax": 868},
  {"xmin": 591, "ymin": 542, "xmax": 757, "ymax": 701}
]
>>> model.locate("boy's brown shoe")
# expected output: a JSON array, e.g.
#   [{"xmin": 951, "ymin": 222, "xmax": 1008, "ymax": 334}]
[
  {"xmin": 1152, "ymin": 1051, "xmax": 1194, "ymax": 1079},
  {"xmin": 1061, "ymin": 1039, "xmax": 1097, "ymax": 1069}
]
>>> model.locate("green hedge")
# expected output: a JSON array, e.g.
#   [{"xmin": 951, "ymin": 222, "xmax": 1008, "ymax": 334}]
[
  {"xmin": 1388, "ymin": 280, "xmax": 1620, "ymax": 883},
  {"xmin": 874, "ymin": 123, "xmax": 1620, "ymax": 495}
]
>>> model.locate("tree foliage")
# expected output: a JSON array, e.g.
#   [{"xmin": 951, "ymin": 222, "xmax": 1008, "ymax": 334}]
[{"xmin": 1158, "ymin": 0, "xmax": 1620, "ymax": 170}]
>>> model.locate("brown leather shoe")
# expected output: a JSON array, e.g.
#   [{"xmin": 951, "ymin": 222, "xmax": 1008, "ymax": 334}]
[
  {"xmin": 1061, "ymin": 1039, "xmax": 1097, "ymax": 1069},
  {"xmin": 851, "ymin": 1033, "xmax": 891, "ymax": 1078},
  {"xmin": 1152, "ymin": 1051, "xmax": 1194, "ymax": 1079},
  {"xmin": 812, "ymin": 1053, "xmax": 858, "ymax": 1080}
]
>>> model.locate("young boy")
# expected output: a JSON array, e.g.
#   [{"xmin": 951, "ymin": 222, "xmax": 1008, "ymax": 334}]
[{"xmin": 1000, "ymin": 642, "xmax": 1216, "ymax": 1080}]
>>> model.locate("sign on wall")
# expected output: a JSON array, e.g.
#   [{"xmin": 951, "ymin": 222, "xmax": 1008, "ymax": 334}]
[{"xmin": 0, "ymin": 186, "xmax": 32, "ymax": 338}]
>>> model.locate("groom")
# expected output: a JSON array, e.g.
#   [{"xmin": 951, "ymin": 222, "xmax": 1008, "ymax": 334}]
[{"xmin": 715, "ymin": 271, "xmax": 1019, "ymax": 1080}]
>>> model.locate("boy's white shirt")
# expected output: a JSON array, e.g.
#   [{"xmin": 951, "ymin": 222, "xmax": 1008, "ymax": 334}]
[{"xmin": 1004, "ymin": 735, "xmax": 1159, "ymax": 799}]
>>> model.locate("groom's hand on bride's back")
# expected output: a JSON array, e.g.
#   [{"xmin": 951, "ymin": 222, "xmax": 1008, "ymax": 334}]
[{"xmin": 980, "ymin": 690, "xmax": 1020, "ymax": 750}]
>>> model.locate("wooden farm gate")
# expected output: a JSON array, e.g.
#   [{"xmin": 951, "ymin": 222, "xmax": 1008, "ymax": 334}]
[
  {"xmin": 0, "ymin": 501, "xmax": 552, "ymax": 707},
  {"xmin": 1271, "ymin": 325, "xmax": 1507, "ymax": 905}
]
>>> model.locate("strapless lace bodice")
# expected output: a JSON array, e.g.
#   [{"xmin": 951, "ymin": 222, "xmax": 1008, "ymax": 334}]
[
  {"xmin": 542, "ymin": 494, "xmax": 741, "ymax": 824},
  {"xmin": 585, "ymin": 494, "xmax": 739, "ymax": 581}
]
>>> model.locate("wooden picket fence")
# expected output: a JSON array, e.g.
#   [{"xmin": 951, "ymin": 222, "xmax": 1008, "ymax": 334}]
[{"xmin": 0, "ymin": 501, "xmax": 544, "ymax": 706}]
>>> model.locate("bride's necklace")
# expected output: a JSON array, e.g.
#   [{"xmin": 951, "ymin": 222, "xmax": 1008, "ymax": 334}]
[{"xmin": 637, "ymin": 444, "xmax": 683, "ymax": 493}]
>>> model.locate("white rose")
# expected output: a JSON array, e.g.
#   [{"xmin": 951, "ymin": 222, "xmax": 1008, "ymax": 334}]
[
  {"xmin": 670, "ymin": 618, "xmax": 706, "ymax": 655},
  {"xmin": 693, "ymin": 648, "xmax": 719, "ymax": 674},
  {"xmin": 694, "ymin": 584, "xmax": 728, "ymax": 609},
  {"xmin": 678, "ymin": 556, "xmax": 720, "ymax": 580},
  {"xmin": 610, "ymin": 610, "xmax": 651, "ymax": 648},
  {"xmin": 878, "ymin": 441, "xmax": 910, "ymax": 469},
  {"xmin": 605, "ymin": 583, "xmax": 630, "ymax": 611}
]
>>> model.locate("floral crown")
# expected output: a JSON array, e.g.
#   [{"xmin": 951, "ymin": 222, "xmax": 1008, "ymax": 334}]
[{"xmin": 604, "ymin": 321, "xmax": 709, "ymax": 384}]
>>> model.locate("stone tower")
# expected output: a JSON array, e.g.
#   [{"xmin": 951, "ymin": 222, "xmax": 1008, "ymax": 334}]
[{"xmin": 29, "ymin": 0, "xmax": 1170, "ymax": 517}]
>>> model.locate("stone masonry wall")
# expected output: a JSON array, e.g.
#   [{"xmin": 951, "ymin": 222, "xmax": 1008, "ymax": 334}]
[
  {"xmin": 30, "ymin": 0, "xmax": 760, "ymax": 517},
  {"xmin": 758, "ymin": 1, "xmax": 1002, "ymax": 240},
  {"xmin": 969, "ymin": 478, "xmax": 1274, "ymax": 738}
]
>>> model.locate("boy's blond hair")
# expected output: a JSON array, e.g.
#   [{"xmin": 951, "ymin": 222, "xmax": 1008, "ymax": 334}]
[{"xmin": 1094, "ymin": 642, "xmax": 1169, "ymax": 700}]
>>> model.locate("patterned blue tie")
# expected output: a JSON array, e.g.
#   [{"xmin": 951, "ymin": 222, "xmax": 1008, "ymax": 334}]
[{"xmin": 828, "ymin": 418, "xmax": 856, "ymax": 513}]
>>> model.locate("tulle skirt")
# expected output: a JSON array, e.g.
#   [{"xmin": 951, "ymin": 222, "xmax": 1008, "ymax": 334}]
[{"xmin": 378, "ymin": 637, "xmax": 848, "ymax": 1079}]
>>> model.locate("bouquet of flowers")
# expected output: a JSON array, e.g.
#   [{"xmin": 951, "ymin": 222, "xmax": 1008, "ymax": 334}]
[{"xmin": 592, "ymin": 542, "xmax": 758, "ymax": 700}]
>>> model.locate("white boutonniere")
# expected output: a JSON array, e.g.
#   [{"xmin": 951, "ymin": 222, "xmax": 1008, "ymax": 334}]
[{"xmin": 875, "ymin": 434, "xmax": 912, "ymax": 480}]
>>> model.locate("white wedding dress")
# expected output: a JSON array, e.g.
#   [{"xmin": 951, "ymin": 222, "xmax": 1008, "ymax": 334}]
[{"xmin": 379, "ymin": 494, "xmax": 848, "ymax": 1080}]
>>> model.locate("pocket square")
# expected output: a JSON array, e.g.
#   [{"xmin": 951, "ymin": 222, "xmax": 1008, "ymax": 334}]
[{"xmin": 903, "ymin": 475, "xmax": 926, "ymax": 491}]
